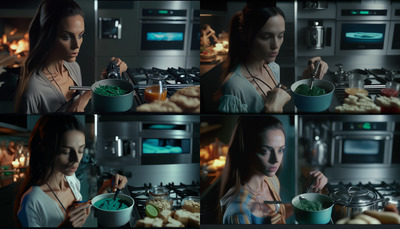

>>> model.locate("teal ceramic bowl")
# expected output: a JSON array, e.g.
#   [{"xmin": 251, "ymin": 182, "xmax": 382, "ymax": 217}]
[
  {"xmin": 290, "ymin": 79, "xmax": 335, "ymax": 112},
  {"xmin": 92, "ymin": 79, "xmax": 134, "ymax": 112},
  {"xmin": 292, "ymin": 193, "xmax": 334, "ymax": 224}
]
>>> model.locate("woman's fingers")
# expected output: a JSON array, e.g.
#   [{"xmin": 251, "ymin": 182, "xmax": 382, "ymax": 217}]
[
  {"xmin": 308, "ymin": 170, "xmax": 328, "ymax": 192},
  {"xmin": 113, "ymin": 174, "xmax": 128, "ymax": 190}
]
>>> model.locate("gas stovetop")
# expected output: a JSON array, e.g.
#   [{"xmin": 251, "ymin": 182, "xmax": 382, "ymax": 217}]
[
  {"xmin": 126, "ymin": 181, "xmax": 200, "ymax": 221},
  {"xmin": 329, "ymin": 67, "xmax": 400, "ymax": 104},
  {"xmin": 327, "ymin": 180, "xmax": 400, "ymax": 212},
  {"xmin": 125, "ymin": 67, "xmax": 200, "ymax": 105}
]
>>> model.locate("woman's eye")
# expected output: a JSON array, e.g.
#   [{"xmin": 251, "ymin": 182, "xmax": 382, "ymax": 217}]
[
  {"xmin": 278, "ymin": 148, "xmax": 285, "ymax": 154},
  {"xmin": 61, "ymin": 149, "xmax": 70, "ymax": 155},
  {"xmin": 62, "ymin": 35, "xmax": 71, "ymax": 40}
]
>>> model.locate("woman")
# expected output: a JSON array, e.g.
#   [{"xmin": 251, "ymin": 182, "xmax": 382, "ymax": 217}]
[
  {"xmin": 15, "ymin": 0, "xmax": 127, "ymax": 114},
  {"xmin": 219, "ymin": 116, "xmax": 327, "ymax": 224},
  {"xmin": 14, "ymin": 116, "xmax": 128, "ymax": 227},
  {"xmin": 218, "ymin": 3, "xmax": 329, "ymax": 113}
]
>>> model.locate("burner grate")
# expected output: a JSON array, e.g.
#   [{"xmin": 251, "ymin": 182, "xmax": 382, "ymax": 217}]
[{"xmin": 127, "ymin": 182, "xmax": 200, "ymax": 219}]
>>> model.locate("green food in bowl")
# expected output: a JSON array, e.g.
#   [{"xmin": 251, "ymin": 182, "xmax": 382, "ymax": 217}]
[
  {"xmin": 295, "ymin": 84, "xmax": 326, "ymax": 96},
  {"xmin": 93, "ymin": 197, "xmax": 129, "ymax": 210},
  {"xmin": 298, "ymin": 199, "xmax": 323, "ymax": 211},
  {"xmin": 94, "ymin": 85, "xmax": 128, "ymax": 96}
]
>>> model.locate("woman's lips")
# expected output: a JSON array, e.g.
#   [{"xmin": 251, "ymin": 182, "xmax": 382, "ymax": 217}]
[
  {"xmin": 67, "ymin": 166, "xmax": 78, "ymax": 172},
  {"xmin": 68, "ymin": 52, "xmax": 78, "ymax": 57},
  {"xmin": 269, "ymin": 53, "xmax": 278, "ymax": 57},
  {"xmin": 267, "ymin": 167, "xmax": 278, "ymax": 172}
]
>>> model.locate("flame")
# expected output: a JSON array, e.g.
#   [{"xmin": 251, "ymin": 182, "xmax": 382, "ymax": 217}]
[{"xmin": 3, "ymin": 33, "xmax": 29, "ymax": 55}]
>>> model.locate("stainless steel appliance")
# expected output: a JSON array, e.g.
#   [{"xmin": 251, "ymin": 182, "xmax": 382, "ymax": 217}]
[
  {"xmin": 138, "ymin": 1, "xmax": 191, "ymax": 56},
  {"xmin": 331, "ymin": 120, "xmax": 393, "ymax": 166},
  {"xmin": 126, "ymin": 66, "xmax": 200, "ymax": 105},
  {"xmin": 388, "ymin": 2, "xmax": 400, "ymax": 55},
  {"xmin": 95, "ymin": 115, "xmax": 199, "ymax": 166},
  {"xmin": 329, "ymin": 64, "xmax": 400, "ymax": 104},
  {"xmin": 336, "ymin": 1, "xmax": 391, "ymax": 55},
  {"xmin": 306, "ymin": 20, "xmax": 324, "ymax": 49}
]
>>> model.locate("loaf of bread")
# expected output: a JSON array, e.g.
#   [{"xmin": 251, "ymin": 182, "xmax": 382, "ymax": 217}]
[
  {"xmin": 182, "ymin": 199, "xmax": 200, "ymax": 213},
  {"xmin": 174, "ymin": 209, "xmax": 200, "ymax": 227}
]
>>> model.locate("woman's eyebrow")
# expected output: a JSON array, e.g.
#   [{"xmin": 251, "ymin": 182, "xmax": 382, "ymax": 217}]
[
  {"xmin": 261, "ymin": 145, "xmax": 285, "ymax": 149},
  {"xmin": 62, "ymin": 144, "xmax": 86, "ymax": 149},
  {"xmin": 62, "ymin": 29, "xmax": 85, "ymax": 34},
  {"xmin": 261, "ymin": 30, "xmax": 286, "ymax": 35}
]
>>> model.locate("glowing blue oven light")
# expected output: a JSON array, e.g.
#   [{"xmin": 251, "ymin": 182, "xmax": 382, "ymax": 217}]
[
  {"xmin": 345, "ymin": 32, "xmax": 383, "ymax": 40},
  {"xmin": 147, "ymin": 32, "xmax": 183, "ymax": 41}
]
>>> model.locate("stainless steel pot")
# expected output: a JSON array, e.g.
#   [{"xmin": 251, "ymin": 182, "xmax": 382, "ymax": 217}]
[{"xmin": 329, "ymin": 186, "xmax": 388, "ymax": 221}]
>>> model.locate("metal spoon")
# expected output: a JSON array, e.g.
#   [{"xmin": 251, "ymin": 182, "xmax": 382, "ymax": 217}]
[
  {"xmin": 310, "ymin": 60, "xmax": 321, "ymax": 89},
  {"xmin": 113, "ymin": 188, "xmax": 121, "ymax": 201}
]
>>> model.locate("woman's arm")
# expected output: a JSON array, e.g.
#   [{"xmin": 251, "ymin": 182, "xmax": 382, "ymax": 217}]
[{"xmin": 67, "ymin": 91, "xmax": 92, "ymax": 112}]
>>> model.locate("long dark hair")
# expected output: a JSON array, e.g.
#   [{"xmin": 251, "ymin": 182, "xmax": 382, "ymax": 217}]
[
  {"xmin": 15, "ymin": 0, "xmax": 84, "ymax": 112},
  {"xmin": 218, "ymin": 115, "xmax": 285, "ymax": 219},
  {"xmin": 13, "ymin": 115, "xmax": 85, "ymax": 226},
  {"xmin": 222, "ymin": 5, "xmax": 285, "ymax": 79}
]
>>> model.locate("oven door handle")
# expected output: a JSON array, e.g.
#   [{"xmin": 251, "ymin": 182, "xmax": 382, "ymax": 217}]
[{"xmin": 334, "ymin": 135, "xmax": 391, "ymax": 140}]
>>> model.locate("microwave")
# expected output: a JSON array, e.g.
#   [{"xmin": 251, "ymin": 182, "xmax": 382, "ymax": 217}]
[
  {"xmin": 335, "ymin": 21, "xmax": 390, "ymax": 56},
  {"xmin": 94, "ymin": 115, "xmax": 200, "ymax": 166},
  {"xmin": 335, "ymin": 1, "xmax": 391, "ymax": 56},
  {"xmin": 331, "ymin": 121, "xmax": 394, "ymax": 167}
]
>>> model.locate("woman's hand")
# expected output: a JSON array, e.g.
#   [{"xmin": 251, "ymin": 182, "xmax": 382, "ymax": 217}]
[
  {"xmin": 100, "ymin": 57, "xmax": 128, "ymax": 79},
  {"xmin": 98, "ymin": 174, "xmax": 128, "ymax": 194},
  {"xmin": 302, "ymin": 57, "xmax": 329, "ymax": 79},
  {"xmin": 304, "ymin": 170, "xmax": 328, "ymax": 193},
  {"xmin": 67, "ymin": 91, "xmax": 92, "ymax": 112},
  {"xmin": 112, "ymin": 57, "xmax": 128, "ymax": 75},
  {"xmin": 62, "ymin": 202, "xmax": 91, "ymax": 227},
  {"xmin": 263, "ymin": 87, "xmax": 291, "ymax": 113}
]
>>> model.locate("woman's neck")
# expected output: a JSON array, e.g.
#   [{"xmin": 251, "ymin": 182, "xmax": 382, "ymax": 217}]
[
  {"xmin": 44, "ymin": 60, "xmax": 64, "ymax": 75},
  {"xmin": 244, "ymin": 58, "xmax": 267, "ymax": 76},
  {"xmin": 46, "ymin": 171, "xmax": 66, "ymax": 191},
  {"xmin": 245, "ymin": 172, "xmax": 268, "ymax": 193}
]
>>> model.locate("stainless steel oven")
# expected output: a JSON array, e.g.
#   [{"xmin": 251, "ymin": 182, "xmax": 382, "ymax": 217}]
[
  {"xmin": 335, "ymin": 1, "xmax": 391, "ymax": 56},
  {"xmin": 138, "ymin": 1, "xmax": 191, "ymax": 56},
  {"xmin": 388, "ymin": 2, "xmax": 400, "ymax": 55},
  {"xmin": 94, "ymin": 115, "xmax": 200, "ymax": 166},
  {"xmin": 332, "ymin": 122, "xmax": 393, "ymax": 166}
]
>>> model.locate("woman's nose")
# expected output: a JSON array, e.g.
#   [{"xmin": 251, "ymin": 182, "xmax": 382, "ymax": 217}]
[
  {"xmin": 69, "ymin": 150, "xmax": 79, "ymax": 163},
  {"xmin": 71, "ymin": 37, "xmax": 79, "ymax": 50},
  {"xmin": 269, "ymin": 151, "xmax": 278, "ymax": 164},
  {"xmin": 270, "ymin": 37, "xmax": 278, "ymax": 49}
]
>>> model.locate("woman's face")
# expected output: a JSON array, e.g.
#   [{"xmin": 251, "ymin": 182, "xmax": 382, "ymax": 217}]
[
  {"xmin": 252, "ymin": 128, "xmax": 285, "ymax": 177},
  {"xmin": 50, "ymin": 15, "xmax": 85, "ymax": 62},
  {"xmin": 249, "ymin": 14, "xmax": 285, "ymax": 63},
  {"xmin": 54, "ymin": 130, "xmax": 85, "ymax": 176}
]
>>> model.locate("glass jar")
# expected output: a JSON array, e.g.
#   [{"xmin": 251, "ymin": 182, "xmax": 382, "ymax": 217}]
[
  {"xmin": 146, "ymin": 186, "xmax": 172, "ymax": 211},
  {"xmin": 144, "ymin": 74, "xmax": 167, "ymax": 103}
]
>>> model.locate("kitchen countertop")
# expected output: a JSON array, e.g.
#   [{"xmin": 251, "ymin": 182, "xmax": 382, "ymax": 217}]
[{"xmin": 200, "ymin": 55, "xmax": 227, "ymax": 76}]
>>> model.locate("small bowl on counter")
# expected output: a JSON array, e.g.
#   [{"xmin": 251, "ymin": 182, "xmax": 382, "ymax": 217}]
[
  {"xmin": 91, "ymin": 193, "xmax": 134, "ymax": 227},
  {"xmin": 290, "ymin": 79, "xmax": 335, "ymax": 112},
  {"xmin": 291, "ymin": 193, "xmax": 334, "ymax": 224},
  {"xmin": 181, "ymin": 196, "xmax": 200, "ymax": 213}
]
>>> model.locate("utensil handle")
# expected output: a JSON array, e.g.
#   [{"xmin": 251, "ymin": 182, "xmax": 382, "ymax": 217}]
[
  {"xmin": 69, "ymin": 86, "xmax": 91, "ymax": 91},
  {"xmin": 311, "ymin": 60, "xmax": 321, "ymax": 78},
  {"xmin": 264, "ymin": 201, "xmax": 292, "ymax": 204}
]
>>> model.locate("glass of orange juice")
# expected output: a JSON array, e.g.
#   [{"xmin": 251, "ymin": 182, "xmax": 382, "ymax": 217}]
[{"xmin": 144, "ymin": 74, "xmax": 167, "ymax": 103}]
